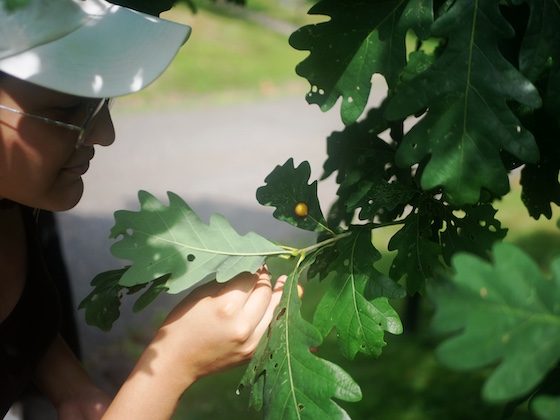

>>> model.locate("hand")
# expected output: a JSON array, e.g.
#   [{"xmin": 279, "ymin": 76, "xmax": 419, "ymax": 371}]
[
  {"xmin": 102, "ymin": 269, "xmax": 293, "ymax": 420},
  {"xmin": 151, "ymin": 268, "xmax": 287, "ymax": 386},
  {"xmin": 56, "ymin": 386, "xmax": 111, "ymax": 420}
]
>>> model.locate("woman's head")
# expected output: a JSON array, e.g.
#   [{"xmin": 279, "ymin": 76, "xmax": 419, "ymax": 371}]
[
  {"xmin": 0, "ymin": 0, "xmax": 191, "ymax": 210},
  {"xmin": 0, "ymin": 73, "xmax": 115, "ymax": 210}
]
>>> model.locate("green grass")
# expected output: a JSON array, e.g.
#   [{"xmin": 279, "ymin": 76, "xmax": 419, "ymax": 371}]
[
  {"xmin": 196, "ymin": 0, "xmax": 316, "ymax": 27},
  {"xmin": 118, "ymin": 2, "xmax": 310, "ymax": 110}
]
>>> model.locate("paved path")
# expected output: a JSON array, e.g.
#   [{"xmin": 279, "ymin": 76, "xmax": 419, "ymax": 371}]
[{"xmin": 55, "ymin": 94, "xmax": 346, "ymax": 391}]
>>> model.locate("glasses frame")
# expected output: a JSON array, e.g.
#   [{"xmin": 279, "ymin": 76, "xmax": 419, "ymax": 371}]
[{"xmin": 0, "ymin": 98, "xmax": 111, "ymax": 148}]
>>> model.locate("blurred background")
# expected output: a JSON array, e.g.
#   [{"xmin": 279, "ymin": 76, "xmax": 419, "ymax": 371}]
[{"xmin": 47, "ymin": 1, "xmax": 560, "ymax": 418}]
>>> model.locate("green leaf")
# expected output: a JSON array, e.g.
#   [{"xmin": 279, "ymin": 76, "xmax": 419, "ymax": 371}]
[
  {"xmin": 313, "ymin": 230, "xmax": 403, "ymax": 359},
  {"xmin": 132, "ymin": 274, "xmax": 170, "ymax": 312},
  {"xmin": 546, "ymin": 63, "xmax": 560, "ymax": 116},
  {"xmin": 431, "ymin": 243, "xmax": 560, "ymax": 402},
  {"xmin": 521, "ymin": 0, "xmax": 560, "ymax": 118},
  {"xmin": 322, "ymin": 106, "xmax": 416, "ymax": 223},
  {"xmin": 354, "ymin": 181, "xmax": 417, "ymax": 222},
  {"xmin": 289, "ymin": 0, "xmax": 433, "ymax": 125},
  {"xmin": 240, "ymin": 262, "xmax": 362, "ymax": 419},
  {"xmin": 256, "ymin": 159, "xmax": 330, "ymax": 233},
  {"xmin": 532, "ymin": 395, "xmax": 560, "ymax": 420},
  {"xmin": 519, "ymin": 0, "xmax": 560, "ymax": 83},
  {"xmin": 79, "ymin": 267, "xmax": 171, "ymax": 330},
  {"xmin": 386, "ymin": 0, "xmax": 541, "ymax": 205},
  {"xmin": 1, "ymin": 0, "xmax": 29, "ymax": 11},
  {"xmin": 110, "ymin": 191, "xmax": 284, "ymax": 294},
  {"xmin": 78, "ymin": 268, "xmax": 129, "ymax": 331},
  {"xmin": 440, "ymin": 204, "xmax": 507, "ymax": 263},
  {"xmin": 388, "ymin": 208, "xmax": 442, "ymax": 294},
  {"xmin": 306, "ymin": 244, "xmax": 339, "ymax": 282}
]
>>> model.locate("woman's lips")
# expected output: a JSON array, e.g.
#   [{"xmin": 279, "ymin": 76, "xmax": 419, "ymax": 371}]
[
  {"xmin": 63, "ymin": 161, "xmax": 90, "ymax": 175},
  {"xmin": 63, "ymin": 148, "xmax": 94, "ymax": 175}
]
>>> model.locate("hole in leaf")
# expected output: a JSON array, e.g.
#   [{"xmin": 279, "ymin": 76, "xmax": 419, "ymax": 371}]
[
  {"xmin": 187, "ymin": 254, "xmax": 195, "ymax": 262},
  {"xmin": 452, "ymin": 210, "xmax": 466, "ymax": 219},
  {"xmin": 276, "ymin": 307, "xmax": 286, "ymax": 320},
  {"xmin": 378, "ymin": 128, "xmax": 391, "ymax": 143},
  {"xmin": 298, "ymin": 404, "xmax": 305, "ymax": 411}
]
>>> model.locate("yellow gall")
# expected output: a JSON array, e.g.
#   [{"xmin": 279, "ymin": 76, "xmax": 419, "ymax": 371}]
[{"xmin": 294, "ymin": 202, "xmax": 309, "ymax": 218}]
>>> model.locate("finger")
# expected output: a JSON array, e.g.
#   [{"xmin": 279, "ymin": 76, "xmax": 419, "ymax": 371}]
[
  {"xmin": 211, "ymin": 271, "xmax": 263, "ymax": 312},
  {"xmin": 237, "ymin": 271, "xmax": 274, "ymax": 328},
  {"xmin": 244, "ymin": 275, "xmax": 287, "ymax": 346}
]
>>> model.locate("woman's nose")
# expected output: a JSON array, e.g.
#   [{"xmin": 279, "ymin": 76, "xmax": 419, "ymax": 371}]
[{"xmin": 82, "ymin": 105, "xmax": 115, "ymax": 147}]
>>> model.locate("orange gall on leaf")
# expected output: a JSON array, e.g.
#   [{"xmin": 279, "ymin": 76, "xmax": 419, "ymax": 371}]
[{"xmin": 294, "ymin": 202, "xmax": 309, "ymax": 218}]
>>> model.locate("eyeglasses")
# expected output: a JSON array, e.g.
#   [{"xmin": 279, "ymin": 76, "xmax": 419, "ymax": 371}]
[{"xmin": 0, "ymin": 98, "xmax": 112, "ymax": 148}]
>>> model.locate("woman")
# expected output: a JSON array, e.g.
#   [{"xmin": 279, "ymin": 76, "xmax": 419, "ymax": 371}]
[{"xmin": 0, "ymin": 0, "xmax": 286, "ymax": 418}]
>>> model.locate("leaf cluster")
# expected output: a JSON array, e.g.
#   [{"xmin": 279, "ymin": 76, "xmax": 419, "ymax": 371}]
[
  {"xmin": 291, "ymin": 0, "xmax": 560, "ymax": 217},
  {"xmin": 284, "ymin": 0, "xmax": 560, "ymax": 417},
  {"xmin": 79, "ymin": 0, "xmax": 560, "ymax": 418}
]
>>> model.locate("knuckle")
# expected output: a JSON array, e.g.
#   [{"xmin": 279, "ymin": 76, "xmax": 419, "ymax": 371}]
[
  {"xmin": 217, "ymin": 302, "xmax": 236, "ymax": 319},
  {"xmin": 231, "ymin": 323, "xmax": 252, "ymax": 343},
  {"xmin": 239, "ymin": 347, "xmax": 255, "ymax": 360}
]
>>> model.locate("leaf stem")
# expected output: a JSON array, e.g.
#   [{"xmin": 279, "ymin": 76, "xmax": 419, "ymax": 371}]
[
  {"xmin": 272, "ymin": 220, "xmax": 406, "ymax": 260},
  {"xmin": 297, "ymin": 232, "xmax": 351, "ymax": 256}
]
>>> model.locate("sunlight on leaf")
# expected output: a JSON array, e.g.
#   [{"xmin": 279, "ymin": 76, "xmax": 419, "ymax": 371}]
[
  {"xmin": 110, "ymin": 191, "xmax": 284, "ymax": 294},
  {"xmin": 313, "ymin": 230, "xmax": 403, "ymax": 359},
  {"xmin": 240, "ymin": 262, "xmax": 362, "ymax": 419},
  {"xmin": 290, "ymin": 0, "xmax": 433, "ymax": 125},
  {"xmin": 386, "ymin": 0, "xmax": 541, "ymax": 204}
]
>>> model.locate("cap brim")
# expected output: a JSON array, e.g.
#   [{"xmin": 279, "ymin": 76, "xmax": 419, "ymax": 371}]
[{"xmin": 0, "ymin": 4, "xmax": 190, "ymax": 98}]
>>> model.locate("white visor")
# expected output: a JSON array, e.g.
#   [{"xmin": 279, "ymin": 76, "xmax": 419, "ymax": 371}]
[{"xmin": 0, "ymin": 0, "xmax": 191, "ymax": 98}]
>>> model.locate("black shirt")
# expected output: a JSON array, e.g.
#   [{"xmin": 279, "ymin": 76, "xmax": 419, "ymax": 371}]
[{"xmin": 0, "ymin": 206, "xmax": 61, "ymax": 416}]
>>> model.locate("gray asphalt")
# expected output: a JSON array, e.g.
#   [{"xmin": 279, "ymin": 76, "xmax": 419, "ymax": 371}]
[{"xmin": 55, "ymin": 95, "xmax": 345, "ymax": 391}]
